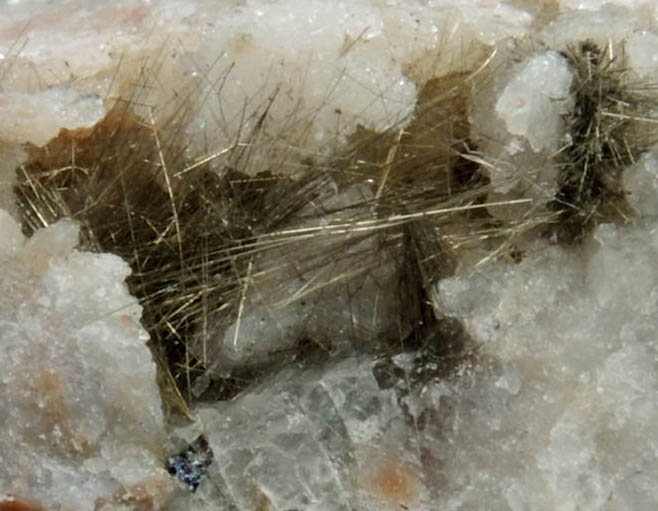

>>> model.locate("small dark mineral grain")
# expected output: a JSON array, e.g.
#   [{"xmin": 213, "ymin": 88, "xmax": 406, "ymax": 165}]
[{"xmin": 166, "ymin": 434, "xmax": 215, "ymax": 492}]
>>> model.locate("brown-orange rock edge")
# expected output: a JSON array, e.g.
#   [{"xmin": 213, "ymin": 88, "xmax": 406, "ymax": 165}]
[{"xmin": 0, "ymin": 496, "xmax": 46, "ymax": 511}]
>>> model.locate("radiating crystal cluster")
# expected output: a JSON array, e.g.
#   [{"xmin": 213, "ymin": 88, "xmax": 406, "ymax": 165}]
[
  {"xmin": 2, "ymin": 1, "xmax": 658, "ymax": 511},
  {"xmin": 173, "ymin": 149, "xmax": 658, "ymax": 510},
  {"xmin": 208, "ymin": 181, "xmax": 403, "ymax": 373},
  {"xmin": 0, "ymin": 211, "xmax": 171, "ymax": 510}
]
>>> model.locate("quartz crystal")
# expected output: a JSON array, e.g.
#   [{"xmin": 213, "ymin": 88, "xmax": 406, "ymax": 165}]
[
  {"xmin": 172, "ymin": 356, "xmax": 434, "ymax": 511},
  {"xmin": 625, "ymin": 150, "xmax": 658, "ymax": 217},
  {"xmin": 495, "ymin": 52, "xmax": 573, "ymax": 153}
]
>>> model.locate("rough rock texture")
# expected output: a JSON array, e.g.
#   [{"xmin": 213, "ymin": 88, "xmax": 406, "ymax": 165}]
[
  {"xmin": 0, "ymin": 86, "xmax": 106, "ymax": 146},
  {"xmin": 431, "ymin": 153, "xmax": 658, "ymax": 510},
  {"xmin": 173, "ymin": 357, "xmax": 432, "ymax": 511},
  {"xmin": 0, "ymin": 211, "xmax": 171, "ymax": 511},
  {"xmin": 0, "ymin": 0, "xmax": 538, "ymax": 167}
]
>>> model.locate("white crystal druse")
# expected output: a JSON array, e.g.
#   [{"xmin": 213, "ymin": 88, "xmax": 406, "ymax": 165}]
[
  {"xmin": 495, "ymin": 51, "xmax": 573, "ymax": 153},
  {"xmin": 431, "ymin": 153, "xmax": 658, "ymax": 510},
  {"xmin": 0, "ymin": 211, "xmax": 172, "ymax": 511}
]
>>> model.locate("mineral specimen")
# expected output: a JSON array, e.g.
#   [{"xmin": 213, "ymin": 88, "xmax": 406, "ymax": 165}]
[{"xmin": 1, "ymin": 2, "xmax": 658, "ymax": 511}]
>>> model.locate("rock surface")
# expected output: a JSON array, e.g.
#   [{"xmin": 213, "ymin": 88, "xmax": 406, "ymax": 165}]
[
  {"xmin": 432, "ymin": 158, "xmax": 658, "ymax": 509},
  {"xmin": 0, "ymin": 211, "xmax": 171, "ymax": 510}
]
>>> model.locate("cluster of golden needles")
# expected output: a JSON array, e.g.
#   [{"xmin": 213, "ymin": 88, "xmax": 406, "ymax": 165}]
[{"xmin": 11, "ymin": 39, "xmax": 656, "ymax": 418}]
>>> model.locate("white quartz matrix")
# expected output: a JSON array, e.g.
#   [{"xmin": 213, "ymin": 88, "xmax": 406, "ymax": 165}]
[
  {"xmin": 431, "ymin": 152, "xmax": 658, "ymax": 510},
  {"xmin": 0, "ymin": 211, "xmax": 171, "ymax": 510}
]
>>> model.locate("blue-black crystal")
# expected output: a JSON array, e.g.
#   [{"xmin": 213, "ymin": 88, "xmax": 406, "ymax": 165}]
[{"xmin": 166, "ymin": 434, "xmax": 214, "ymax": 492}]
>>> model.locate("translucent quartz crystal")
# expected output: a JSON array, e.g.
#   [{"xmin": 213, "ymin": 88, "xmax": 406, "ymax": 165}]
[
  {"xmin": 173, "ymin": 357, "xmax": 435, "ymax": 511},
  {"xmin": 469, "ymin": 49, "xmax": 571, "ymax": 208},
  {"xmin": 0, "ymin": 86, "xmax": 105, "ymax": 145},
  {"xmin": 0, "ymin": 211, "xmax": 171, "ymax": 510},
  {"xmin": 625, "ymin": 150, "xmax": 658, "ymax": 217},
  {"xmin": 495, "ymin": 52, "xmax": 573, "ymax": 153}
]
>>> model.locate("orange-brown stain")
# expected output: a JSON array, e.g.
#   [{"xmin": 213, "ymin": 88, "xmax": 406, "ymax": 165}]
[
  {"xmin": 92, "ymin": 4, "xmax": 148, "ymax": 30},
  {"xmin": 94, "ymin": 475, "xmax": 174, "ymax": 511},
  {"xmin": 33, "ymin": 370, "xmax": 90, "ymax": 455},
  {"xmin": 34, "ymin": 370, "xmax": 71, "ymax": 434},
  {"xmin": 364, "ymin": 455, "xmax": 421, "ymax": 504},
  {"xmin": 251, "ymin": 488, "xmax": 271, "ymax": 511},
  {"xmin": 0, "ymin": 496, "xmax": 45, "ymax": 511}
]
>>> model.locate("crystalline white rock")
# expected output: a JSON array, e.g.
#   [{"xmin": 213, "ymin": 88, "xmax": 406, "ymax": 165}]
[
  {"xmin": 424, "ymin": 0, "xmax": 534, "ymax": 42},
  {"xmin": 174, "ymin": 357, "xmax": 432, "ymax": 511},
  {"xmin": 0, "ymin": 209, "xmax": 23, "ymax": 259},
  {"xmin": 0, "ymin": 211, "xmax": 171, "ymax": 510},
  {"xmin": 0, "ymin": 0, "xmax": 540, "ymax": 173},
  {"xmin": 432, "ymin": 211, "xmax": 658, "ymax": 508},
  {"xmin": 2, "ymin": 1, "xmax": 658, "ymax": 510},
  {"xmin": 0, "ymin": 86, "xmax": 106, "ymax": 146},
  {"xmin": 469, "ymin": 46, "xmax": 566, "ymax": 206},
  {"xmin": 177, "ymin": 334, "xmax": 536, "ymax": 510},
  {"xmin": 495, "ymin": 51, "xmax": 573, "ymax": 152},
  {"xmin": 0, "ymin": 142, "xmax": 25, "ymax": 217},
  {"xmin": 0, "ymin": 0, "xmax": 197, "ymax": 92},
  {"xmin": 540, "ymin": 4, "xmax": 653, "ymax": 50},
  {"xmin": 625, "ymin": 149, "xmax": 658, "ymax": 217},
  {"xmin": 559, "ymin": 0, "xmax": 655, "ymax": 10},
  {"xmin": 628, "ymin": 30, "xmax": 658, "ymax": 78},
  {"xmin": 188, "ymin": 0, "xmax": 418, "ymax": 162},
  {"xmin": 186, "ymin": 0, "xmax": 541, "ymax": 161}
]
